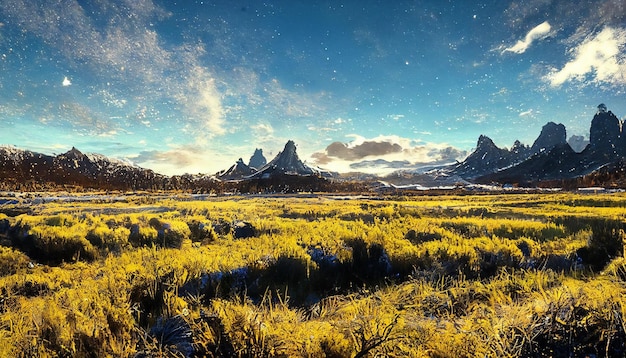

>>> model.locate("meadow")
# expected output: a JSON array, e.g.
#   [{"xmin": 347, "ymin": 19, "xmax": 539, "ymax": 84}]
[{"xmin": 0, "ymin": 191, "xmax": 625, "ymax": 357}]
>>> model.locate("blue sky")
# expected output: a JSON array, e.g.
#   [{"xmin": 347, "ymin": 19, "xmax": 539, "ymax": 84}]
[{"xmin": 0, "ymin": 0, "xmax": 625, "ymax": 175}]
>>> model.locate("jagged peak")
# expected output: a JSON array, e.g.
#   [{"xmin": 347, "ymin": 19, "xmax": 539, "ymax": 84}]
[
  {"xmin": 476, "ymin": 135, "xmax": 497, "ymax": 149},
  {"xmin": 511, "ymin": 140, "xmax": 526, "ymax": 149},
  {"xmin": 252, "ymin": 140, "xmax": 316, "ymax": 177},
  {"xmin": 62, "ymin": 146, "xmax": 86, "ymax": 159},
  {"xmin": 249, "ymin": 148, "xmax": 267, "ymax": 169},
  {"xmin": 284, "ymin": 140, "xmax": 297, "ymax": 153},
  {"xmin": 85, "ymin": 153, "xmax": 139, "ymax": 168}
]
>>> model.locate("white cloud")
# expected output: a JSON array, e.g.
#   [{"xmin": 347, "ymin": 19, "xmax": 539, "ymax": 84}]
[
  {"xmin": 503, "ymin": 21, "xmax": 552, "ymax": 54},
  {"xmin": 546, "ymin": 27, "xmax": 626, "ymax": 87},
  {"xmin": 250, "ymin": 122, "xmax": 275, "ymax": 143},
  {"xmin": 175, "ymin": 65, "xmax": 227, "ymax": 140},
  {"xmin": 387, "ymin": 114, "xmax": 405, "ymax": 121},
  {"xmin": 62, "ymin": 76, "xmax": 71, "ymax": 86},
  {"xmin": 264, "ymin": 78, "xmax": 325, "ymax": 118},
  {"xmin": 519, "ymin": 109, "xmax": 540, "ymax": 117}
]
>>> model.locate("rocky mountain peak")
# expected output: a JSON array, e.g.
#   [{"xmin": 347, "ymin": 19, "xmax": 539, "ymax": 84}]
[
  {"xmin": 248, "ymin": 148, "xmax": 267, "ymax": 169},
  {"xmin": 589, "ymin": 105, "xmax": 621, "ymax": 154},
  {"xmin": 253, "ymin": 140, "xmax": 315, "ymax": 178},
  {"xmin": 217, "ymin": 158, "xmax": 256, "ymax": 180},
  {"xmin": 530, "ymin": 122, "xmax": 566, "ymax": 155},
  {"xmin": 63, "ymin": 147, "xmax": 87, "ymax": 160},
  {"xmin": 476, "ymin": 135, "xmax": 497, "ymax": 149},
  {"xmin": 568, "ymin": 135, "xmax": 589, "ymax": 153},
  {"xmin": 473, "ymin": 104, "xmax": 625, "ymax": 185}
]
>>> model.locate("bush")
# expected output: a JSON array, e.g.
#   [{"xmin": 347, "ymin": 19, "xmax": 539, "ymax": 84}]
[
  {"xmin": 27, "ymin": 225, "xmax": 98, "ymax": 264},
  {"xmin": 577, "ymin": 219, "xmax": 626, "ymax": 271},
  {"xmin": 0, "ymin": 246, "xmax": 30, "ymax": 276},
  {"xmin": 86, "ymin": 224, "xmax": 130, "ymax": 253},
  {"xmin": 187, "ymin": 220, "xmax": 217, "ymax": 243},
  {"xmin": 129, "ymin": 224, "xmax": 159, "ymax": 247}
]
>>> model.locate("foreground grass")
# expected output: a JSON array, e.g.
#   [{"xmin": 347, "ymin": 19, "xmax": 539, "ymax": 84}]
[{"xmin": 0, "ymin": 192, "xmax": 625, "ymax": 357}]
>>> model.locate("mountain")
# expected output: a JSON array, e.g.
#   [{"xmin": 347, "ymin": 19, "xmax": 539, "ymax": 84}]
[
  {"xmin": 588, "ymin": 106, "xmax": 622, "ymax": 157},
  {"xmin": 473, "ymin": 104, "xmax": 625, "ymax": 186},
  {"xmin": 2, "ymin": 104, "xmax": 625, "ymax": 191},
  {"xmin": 0, "ymin": 141, "xmax": 331, "ymax": 193},
  {"xmin": 216, "ymin": 158, "xmax": 256, "ymax": 181},
  {"xmin": 250, "ymin": 140, "xmax": 317, "ymax": 179},
  {"xmin": 475, "ymin": 144, "xmax": 586, "ymax": 185},
  {"xmin": 568, "ymin": 135, "xmax": 589, "ymax": 153},
  {"xmin": 530, "ymin": 122, "xmax": 566, "ymax": 155},
  {"xmin": 0, "ymin": 146, "xmax": 167, "ymax": 190},
  {"xmin": 248, "ymin": 148, "xmax": 267, "ymax": 169},
  {"xmin": 450, "ymin": 135, "xmax": 529, "ymax": 179}
]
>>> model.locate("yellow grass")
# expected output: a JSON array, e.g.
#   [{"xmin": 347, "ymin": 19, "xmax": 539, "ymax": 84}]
[{"xmin": 0, "ymin": 192, "xmax": 625, "ymax": 356}]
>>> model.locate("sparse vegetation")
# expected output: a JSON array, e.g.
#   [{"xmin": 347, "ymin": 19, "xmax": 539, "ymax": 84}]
[{"xmin": 0, "ymin": 192, "xmax": 625, "ymax": 356}]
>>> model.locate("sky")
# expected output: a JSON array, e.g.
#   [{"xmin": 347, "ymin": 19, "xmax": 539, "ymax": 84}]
[{"xmin": 0, "ymin": 0, "xmax": 625, "ymax": 176}]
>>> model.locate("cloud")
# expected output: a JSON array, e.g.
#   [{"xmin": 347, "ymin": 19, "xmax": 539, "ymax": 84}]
[
  {"xmin": 326, "ymin": 140, "xmax": 402, "ymax": 161},
  {"xmin": 132, "ymin": 144, "xmax": 235, "ymax": 175},
  {"xmin": 264, "ymin": 78, "xmax": 326, "ymax": 118},
  {"xmin": 309, "ymin": 135, "xmax": 467, "ymax": 175},
  {"xmin": 519, "ymin": 109, "xmax": 540, "ymax": 117},
  {"xmin": 350, "ymin": 159, "xmax": 411, "ymax": 170},
  {"xmin": 503, "ymin": 21, "xmax": 552, "ymax": 54},
  {"xmin": 546, "ymin": 27, "xmax": 626, "ymax": 87},
  {"xmin": 250, "ymin": 122, "xmax": 276, "ymax": 144},
  {"xmin": 0, "ymin": 0, "xmax": 225, "ymax": 135},
  {"xmin": 179, "ymin": 65, "xmax": 225, "ymax": 137}
]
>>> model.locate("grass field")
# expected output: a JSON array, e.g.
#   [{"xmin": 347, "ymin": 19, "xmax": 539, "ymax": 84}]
[{"xmin": 0, "ymin": 191, "xmax": 625, "ymax": 357}]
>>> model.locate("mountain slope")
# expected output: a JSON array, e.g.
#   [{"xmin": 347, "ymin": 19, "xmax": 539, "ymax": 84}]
[
  {"xmin": 216, "ymin": 158, "xmax": 256, "ymax": 181},
  {"xmin": 251, "ymin": 140, "xmax": 317, "ymax": 178},
  {"xmin": 0, "ymin": 146, "xmax": 167, "ymax": 190},
  {"xmin": 471, "ymin": 105, "xmax": 626, "ymax": 186},
  {"xmin": 451, "ymin": 135, "xmax": 528, "ymax": 179}
]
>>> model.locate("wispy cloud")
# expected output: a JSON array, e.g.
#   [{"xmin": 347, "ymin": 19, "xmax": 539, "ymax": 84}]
[
  {"xmin": 264, "ymin": 79, "xmax": 326, "ymax": 118},
  {"xmin": 178, "ymin": 65, "xmax": 226, "ymax": 138},
  {"xmin": 132, "ymin": 144, "xmax": 236, "ymax": 176},
  {"xmin": 546, "ymin": 27, "xmax": 626, "ymax": 87},
  {"xmin": 0, "ymin": 0, "xmax": 224, "ymax": 137},
  {"xmin": 0, "ymin": 0, "xmax": 339, "ymax": 168},
  {"xmin": 519, "ymin": 109, "xmax": 540, "ymax": 117},
  {"xmin": 503, "ymin": 21, "xmax": 552, "ymax": 54}
]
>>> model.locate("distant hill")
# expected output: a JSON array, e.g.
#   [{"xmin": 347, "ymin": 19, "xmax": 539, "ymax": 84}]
[
  {"xmin": 0, "ymin": 146, "xmax": 168, "ymax": 191},
  {"xmin": 0, "ymin": 142, "xmax": 333, "ymax": 193}
]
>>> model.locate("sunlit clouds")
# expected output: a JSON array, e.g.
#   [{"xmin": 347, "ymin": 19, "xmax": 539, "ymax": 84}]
[
  {"xmin": 179, "ymin": 66, "xmax": 226, "ymax": 138},
  {"xmin": 546, "ymin": 27, "xmax": 626, "ymax": 87},
  {"xmin": 309, "ymin": 135, "xmax": 467, "ymax": 175}
]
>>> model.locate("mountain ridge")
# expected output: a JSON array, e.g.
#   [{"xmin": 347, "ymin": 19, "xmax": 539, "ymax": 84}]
[{"xmin": 2, "ymin": 104, "xmax": 626, "ymax": 191}]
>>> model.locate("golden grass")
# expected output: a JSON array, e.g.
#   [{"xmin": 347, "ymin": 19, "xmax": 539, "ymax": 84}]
[{"xmin": 0, "ymin": 192, "xmax": 625, "ymax": 356}]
